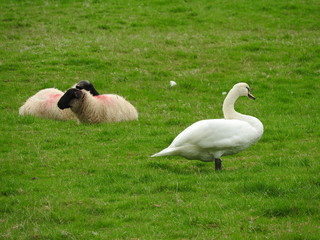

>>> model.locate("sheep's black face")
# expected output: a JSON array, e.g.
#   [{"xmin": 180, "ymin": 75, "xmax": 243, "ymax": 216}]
[
  {"xmin": 76, "ymin": 80, "xmax": 99, "ymax": 96},
  {"xmin": 58, "ymin": 88, "xmax": 82, "ymax": 109}
]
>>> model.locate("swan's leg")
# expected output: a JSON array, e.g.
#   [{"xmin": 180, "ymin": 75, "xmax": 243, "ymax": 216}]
[{"xmin": 215, "ymin": 158, "xmax": 222, "ymax": 171}]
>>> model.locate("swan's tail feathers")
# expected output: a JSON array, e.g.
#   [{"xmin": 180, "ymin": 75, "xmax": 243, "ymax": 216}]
[{"xmin": 151, "ymin": 147, "xmax": 176, "ymax": 157}]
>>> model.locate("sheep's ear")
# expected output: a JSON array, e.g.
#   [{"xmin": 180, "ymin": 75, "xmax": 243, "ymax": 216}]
[{"xmin": 74, "ymin": 90, "xmax": 83, "ymax": 99}]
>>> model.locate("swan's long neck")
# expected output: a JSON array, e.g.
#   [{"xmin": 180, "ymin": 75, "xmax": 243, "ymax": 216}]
[
  {"xmin": 222, "ymin": 87, "xmax": 241, "ymax": 119},
  {"xmin": 222, "ymin": 87, "xmax": 263, "ymax": 135}
]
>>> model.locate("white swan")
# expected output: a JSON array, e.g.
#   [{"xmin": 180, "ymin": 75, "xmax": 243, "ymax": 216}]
[{"xmin": 151, "ymin": 82, "xmax": 264, "ymax": 170}]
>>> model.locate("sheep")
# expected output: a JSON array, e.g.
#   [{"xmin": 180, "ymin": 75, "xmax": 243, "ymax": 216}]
[
  {"xmin": 19, "ymin": 80, "xmax": 99, "ymax": 121},
  {"xmin": 57, "ymin": 88, "xmax": 138, "ymax": 123},
  {"xmin": 19, "ymin": 88, "xmax": 76, "ymax": 121},
  {"xmin": 74, "ymin": 80, "xmax": 100, "ymax": 96}
]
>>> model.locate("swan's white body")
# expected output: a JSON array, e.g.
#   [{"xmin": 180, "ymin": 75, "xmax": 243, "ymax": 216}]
[{"xmin": 151, "ymin": 83, "xmax": 263, "ymax": 168}]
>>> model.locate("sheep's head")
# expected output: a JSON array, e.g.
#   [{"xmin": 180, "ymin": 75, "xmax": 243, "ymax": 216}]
[
  {"xmin": 58, "ymin": 88, "xmax": 84, "ymax": 109},
  {"xmin": 76, "ymin": 80, "xmax": 100, "ymax": 96}
]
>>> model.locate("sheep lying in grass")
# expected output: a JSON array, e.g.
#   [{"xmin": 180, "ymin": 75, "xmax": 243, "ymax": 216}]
[
  {"xmin": 57, "ymin": 88, "xmax": 138, "ymax": 123},
  {"xmin": 19, "ymin": 88, "xmax": 76, "ymax": 121},
  {"xmin": 19, "ymin": 81, "xmax": 99, "ymax": 121}
]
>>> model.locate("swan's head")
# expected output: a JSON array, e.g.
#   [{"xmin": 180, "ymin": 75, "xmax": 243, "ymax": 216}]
[{"xmin": 233, "ymin": 82, "xmax": 256, "ymax": 100}]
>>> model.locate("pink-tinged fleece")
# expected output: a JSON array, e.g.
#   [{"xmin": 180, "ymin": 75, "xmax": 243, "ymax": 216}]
[{"xmin": 19, "ymin": 88, "xmax": 76, "ymax": 121}]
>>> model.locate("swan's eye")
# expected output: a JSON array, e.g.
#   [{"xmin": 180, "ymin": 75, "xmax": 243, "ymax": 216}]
[{"xmin": 246, "ymin": 87, "xmax": 250, "ymax": 92}]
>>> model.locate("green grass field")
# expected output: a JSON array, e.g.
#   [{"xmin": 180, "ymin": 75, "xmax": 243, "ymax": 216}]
[{"xmin": 1, "ymin": 0, "xmax": 319, "ymax": 239}]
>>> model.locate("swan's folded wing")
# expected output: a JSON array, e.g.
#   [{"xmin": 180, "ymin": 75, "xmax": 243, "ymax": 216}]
[{"xmin": 170, "ymin": 119, "xmax": 257, "ymax": 149}]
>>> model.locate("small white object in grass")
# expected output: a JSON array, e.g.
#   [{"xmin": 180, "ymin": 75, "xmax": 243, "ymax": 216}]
[
  {"xmin": 170, "ymin": 81, "xmax": 177, "ymax": 87},
  {"xmin": 222, "ymin": 92, "xmax": 227, "ymax": 95}
]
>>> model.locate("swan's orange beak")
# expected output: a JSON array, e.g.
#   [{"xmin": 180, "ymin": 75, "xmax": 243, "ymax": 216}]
[{"xmin": 248, "ymin": 92, "xmax": 256, "ymax": 100}]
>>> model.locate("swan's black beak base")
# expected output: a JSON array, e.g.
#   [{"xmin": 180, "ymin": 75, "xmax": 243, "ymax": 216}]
[{"xmin": 248, "ymin": 92, "xmax": 256, "ymax": 100}]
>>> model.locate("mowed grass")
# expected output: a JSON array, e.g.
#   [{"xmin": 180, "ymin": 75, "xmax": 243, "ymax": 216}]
[{"xmin": 1, "ymin": 0, "xmax": 319, "ymax": 239}]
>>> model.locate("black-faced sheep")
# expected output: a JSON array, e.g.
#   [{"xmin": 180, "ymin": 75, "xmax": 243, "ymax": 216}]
[
  {"xmin": 57, "ymin": 88, "xmax": 138, "ymax": 123},
  {"xmin": 19, "ymin": 81, "xmax": 99, "ymax": 121},
  {"xmin": 75, "ymin": 80, "xmax": 100, "ymax": 96}
]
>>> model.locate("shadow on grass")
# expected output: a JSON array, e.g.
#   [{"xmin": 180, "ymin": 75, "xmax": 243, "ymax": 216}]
[
  {"xmin": 147, "ymin": 160, "xmax": 214, "ymax": 175},
  {"xmin": 262, "ymin": 203, "xmax": 319, "ymax": 218},
  {"xmin": 238, "ymin": 181, "xmax": 293, "ymax": 197}
]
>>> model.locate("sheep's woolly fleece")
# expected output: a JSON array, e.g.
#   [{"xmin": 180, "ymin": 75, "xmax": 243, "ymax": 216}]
[
  {"xmin": 58, "ymin": 88, "xmax": 138, "ymax": 124},
  {"xmin": 19, "ymin": 88, "xmax": 76, "ymax": 121}
]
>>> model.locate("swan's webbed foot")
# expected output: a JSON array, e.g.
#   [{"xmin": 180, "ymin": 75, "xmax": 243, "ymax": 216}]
[{"xmin": 215, "ymin": 158, "xmax": 222, "ymax": 171}]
